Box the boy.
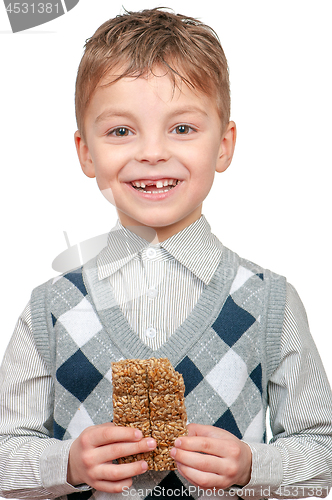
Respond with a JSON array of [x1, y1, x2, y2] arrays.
[[0, 7, 331, 500]]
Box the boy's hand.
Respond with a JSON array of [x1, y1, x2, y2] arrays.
[[170, 423, 252, 490], [67, 423, 156, 493]]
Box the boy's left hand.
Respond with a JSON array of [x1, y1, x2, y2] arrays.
[[170, 423, 252, 490]]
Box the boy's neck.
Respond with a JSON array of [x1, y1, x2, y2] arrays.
[[118, 207, 202, 243]]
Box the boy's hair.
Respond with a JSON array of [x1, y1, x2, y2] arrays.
[[75, 8, 230, 139]]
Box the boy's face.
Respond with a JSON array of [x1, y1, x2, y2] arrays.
[[75, 66, 236, 241]]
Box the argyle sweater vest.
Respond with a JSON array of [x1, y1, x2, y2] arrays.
[[30, 246, 286, 500]]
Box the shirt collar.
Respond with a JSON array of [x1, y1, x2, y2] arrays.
[[161, 216, 223, 284], [97, 215, 223, 284]]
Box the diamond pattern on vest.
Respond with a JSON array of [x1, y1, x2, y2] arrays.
[[67, 404, 94, 440], [212, 296, 256, 347], [205, 349, 248, 406], [56, 349, 103, 403], [47, 260, 270, 499], [242, 407, 264, 442], [229, 265, 255, 295], [64, 270, 88, 296], [185, 379, 228, 426], [250, 363, 263, 393], [58, 297, 103, 347], [50, 273, 87, 320], [53, 420, 66, 440], [175, 356, 203, 397], [214, 408, 242, 439]]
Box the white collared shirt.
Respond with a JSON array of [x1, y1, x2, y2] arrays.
[[98, 216, 222, 349]]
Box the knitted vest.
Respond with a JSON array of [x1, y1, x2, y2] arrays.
[[31, 246, 286, 500]]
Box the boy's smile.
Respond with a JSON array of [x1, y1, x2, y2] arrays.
[[75, 67, 236, 241]]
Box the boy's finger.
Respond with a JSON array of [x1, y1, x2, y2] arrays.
[[90, 476, 133, 494], [96, 459, 149, 482], [173, 436, 230, 457], [176, 462, 223, 490], [85, 423, 144, 447], [187, 423, 231, 440], [170, 446, 223, 475], [95, 437, 157, 462]]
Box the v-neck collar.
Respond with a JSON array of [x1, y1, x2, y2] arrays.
[[83, 246, 238, 367]]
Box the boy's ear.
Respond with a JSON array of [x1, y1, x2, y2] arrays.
[[216, 121, 237, 173], [74, 130, 96, 178]]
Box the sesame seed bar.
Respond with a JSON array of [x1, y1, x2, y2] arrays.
[[112, 358, 187, 471]]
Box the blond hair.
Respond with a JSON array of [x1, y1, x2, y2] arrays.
[[75, 8, 230, 138]]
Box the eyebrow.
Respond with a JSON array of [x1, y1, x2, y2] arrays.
[[95, 106, 208, 125], [95, 108, 136, 125], [167, 106, 209, 119]]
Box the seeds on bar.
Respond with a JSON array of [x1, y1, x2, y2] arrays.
[[112, 357, 188, 471]]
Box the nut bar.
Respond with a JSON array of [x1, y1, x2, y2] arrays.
[[112, 359, 153, 468], [112, 358, 187, 471]]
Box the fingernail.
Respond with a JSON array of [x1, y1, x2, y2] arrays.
[[174, 438, 181, 447], [141, 461, 148, 471], [135, 430, 143, 439], [170, 447, 176, 458], [147, 438, 156, 449]]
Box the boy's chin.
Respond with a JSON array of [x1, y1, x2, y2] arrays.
[[120, 215, 178, 229], [117, 210, 201, 241], [117, 209, 175, 229], [119, 224, 159, 244]]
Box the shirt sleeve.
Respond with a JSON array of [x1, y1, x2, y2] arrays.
[[0, 303, 83, 499], [241, 282, 332, 498]]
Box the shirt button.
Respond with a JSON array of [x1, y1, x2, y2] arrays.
[[145, 327, 156, 338], [146, 247, 157, 259], [147, 287, 158, 299]]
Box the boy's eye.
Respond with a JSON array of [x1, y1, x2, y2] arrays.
[[173, 125, 194, 134], [108, 127, 132, 137]]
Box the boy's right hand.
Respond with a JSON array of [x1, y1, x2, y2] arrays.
[[67, 423, 156, 493]]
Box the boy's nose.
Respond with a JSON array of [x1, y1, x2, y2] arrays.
[[135, 135, 170, 165]]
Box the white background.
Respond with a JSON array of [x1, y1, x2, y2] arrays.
[[0, 0, 331, 496]]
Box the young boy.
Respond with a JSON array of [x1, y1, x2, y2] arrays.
[[0, 8, 331, 500]]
